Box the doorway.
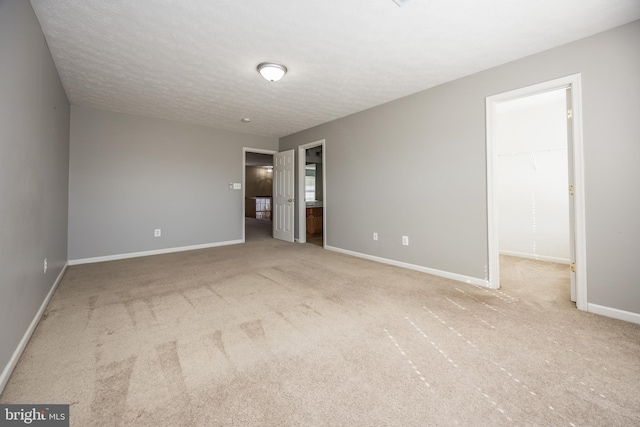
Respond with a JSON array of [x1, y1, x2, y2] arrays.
[[495, 89, 571, 302], [297, 140, 326, 247], [243, 148, 277, 242], [486, 74, 587, 311]]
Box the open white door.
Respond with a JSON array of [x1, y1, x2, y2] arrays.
[[566, 88, 577, 302], [273, 149, 295, 242]]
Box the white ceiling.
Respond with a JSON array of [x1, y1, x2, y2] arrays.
[[30, 0, 640, 138]]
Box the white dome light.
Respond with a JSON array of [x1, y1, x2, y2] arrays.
[[257, 63, 287, 82]]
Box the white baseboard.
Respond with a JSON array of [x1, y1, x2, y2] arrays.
[[0, 262, 68, 394], [587, 303, 640, 325], [324, 245, 491, 288], [499, 250, 570, 265], [68, 239, 243, 265]]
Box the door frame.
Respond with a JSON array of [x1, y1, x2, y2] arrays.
[[485, 74, 588, 311], [242, 147, 278, 243], [297, 139, 326, 246]]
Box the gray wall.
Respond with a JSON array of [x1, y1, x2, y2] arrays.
[[68, 106, 277, 260], [0, 0, 70, 381], [280, 20, 640, 315]]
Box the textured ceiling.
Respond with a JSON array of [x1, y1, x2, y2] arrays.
[[30, 0, 640, 138]]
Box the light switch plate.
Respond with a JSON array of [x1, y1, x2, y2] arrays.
[[233, 183, 242, 190]]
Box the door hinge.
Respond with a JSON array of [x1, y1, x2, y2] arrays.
[[569, 185, 574, 195], [567, 109, 573, 119], [571, 262, 576, 273]]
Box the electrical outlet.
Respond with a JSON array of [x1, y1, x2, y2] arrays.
[[402, 236, 409, 246], [44, 258, 47, 274], [373, 232, 378, 241], [154, 229, 161, 237]]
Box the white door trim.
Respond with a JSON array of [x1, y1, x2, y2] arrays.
[[242, 147, 277, 242], [297, 139, 326, 246], [485, 74, 588, 311]]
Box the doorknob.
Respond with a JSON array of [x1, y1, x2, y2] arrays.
[[288, 198, 295, 202]]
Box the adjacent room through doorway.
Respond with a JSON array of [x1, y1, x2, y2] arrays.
[[301, 143, 324, 247], [244, 151, 275, 242], [494, 88, 572, 302]]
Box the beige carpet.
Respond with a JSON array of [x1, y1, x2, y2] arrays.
[[2, 228, 639, 426]]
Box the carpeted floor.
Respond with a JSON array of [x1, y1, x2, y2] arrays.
[[1, 230, 639, 426], [245, 218, 272, 242], [246, 217, 323, 247]]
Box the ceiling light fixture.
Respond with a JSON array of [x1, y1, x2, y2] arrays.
[[257, 62, 287, 82]]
